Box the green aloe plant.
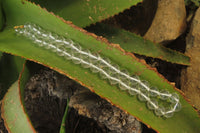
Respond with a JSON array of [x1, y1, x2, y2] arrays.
[[0, 0, 200, 133]]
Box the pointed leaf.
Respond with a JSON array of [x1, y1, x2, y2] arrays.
[[1, 76, 36, 133], [86, 23, 190, 65], [31, 0, 142, 27], [0, 0, 199, 133]]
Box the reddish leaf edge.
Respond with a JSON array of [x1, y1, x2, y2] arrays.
[[1, 61, 36, 133]]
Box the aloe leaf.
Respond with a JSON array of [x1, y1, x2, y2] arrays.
[[31, 0, 190, 65], [0, 54, 25, 99], [1, 61, 47, 133], [86, 23, 190, 65], [0, 0, 200, 133], [59, 99, 69, 133], [30, 0, 142, 27], [1, 70, 36, 133]]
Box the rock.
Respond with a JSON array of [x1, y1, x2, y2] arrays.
[[25, 69, 142, 133], [144, 0, 186, 44], [69, 90, 142, 133], [181, 7, 200, 110]]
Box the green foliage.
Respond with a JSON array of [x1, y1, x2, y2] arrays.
[[32, 0, 190, 65], [87, 23, 190, 65], [30, 0, 142, 27], [0, 0, 199, 133], [59, 99, 69, 133]]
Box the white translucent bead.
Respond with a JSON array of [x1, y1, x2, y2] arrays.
[[129, 81, 139, 94], [149, 87, 159, 97], [64, 54, 72, 60], [63, 48, 73, 60], [89, 56, 100, 72], [96, 61, 105, 69], [43, 42, 54, 49], [15, 28, 23, 34], [81, 61, 91, 68], [47, 32, 58, 40], [102, 57, 111, 65], [138, 91, 149, 101], [30, 24, 39, 32], [48, 44, 57, 52], [164, 112, 174, 118], [174, 102, 181, 112], [38, 41, 48, 47], [131, 75, 140, 82], [62, 38, 73, 48], [128, 88, 137, 96], [99, 70, 108, 79], [72, 57, 82, 64], [118, 70, 129, 82], [164, 107, 174, 118], [159, 90, 170, 100], [90, 65, 100, 73], [33, 39, 42, 45], [23, 29, 32, 37], [71, 48, 82, 64], [56, 45, 65, 56], [80, 50, 90, 68], [35, 28, 46, 36], [98, 57, 110, 69], [111, 64, 120, 73], [130, 81, 139, 91], [103, 64, 116, 75], [71, 49, 82, 64], [30, 34, 37, 41], [147, 100, 158, 110], [118, 78, 130, 91], [89, 53, 100, 64], [23, 24, 30, 29], [154, 106, 165, 117], [118, 83, 128, 90], [138, 81, 149, 93], [169, 93, 179, 103], [108, 77, 119, 85]]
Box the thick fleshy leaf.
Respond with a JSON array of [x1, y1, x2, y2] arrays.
[[31, 0, 142, 27], [31, 0, 190, 65], [1, 76, 36, 133], [0, 0, 200, 133], [86, 23, 190, 65], [0, 53, 25, 99], [1, 61, 47, 133]]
